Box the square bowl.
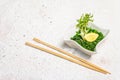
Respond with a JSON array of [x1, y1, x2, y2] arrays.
[[64, 23, 109, 56]]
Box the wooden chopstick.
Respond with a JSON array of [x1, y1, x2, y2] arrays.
[[33, 38, 110, 74], [25, 42, 107, 74]]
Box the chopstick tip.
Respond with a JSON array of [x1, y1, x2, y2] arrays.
[[105, 71, 111, 74], [33, 37, 37, 40], [25, 42, 30, 45], [108, 72, 111, 74]]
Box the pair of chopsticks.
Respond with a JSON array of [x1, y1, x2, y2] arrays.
[[25, 38, 110, 74]]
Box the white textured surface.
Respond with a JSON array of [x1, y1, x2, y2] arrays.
[[0, 0, 120, 80]]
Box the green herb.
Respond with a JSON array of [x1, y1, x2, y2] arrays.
[[76, 13, 93, 39], [71, 13, 104, 51]]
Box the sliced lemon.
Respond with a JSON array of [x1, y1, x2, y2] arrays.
[[84, 33, 99, 42]]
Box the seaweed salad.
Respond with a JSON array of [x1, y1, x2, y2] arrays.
[[71, 13, 104, 51]]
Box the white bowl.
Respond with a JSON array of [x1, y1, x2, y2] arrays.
[[64, 23, 110, 56]]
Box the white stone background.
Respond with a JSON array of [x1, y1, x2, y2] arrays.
[[0, 0, 120, 80]]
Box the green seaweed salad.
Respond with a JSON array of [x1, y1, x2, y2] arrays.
[[71, 13, 104, 51]]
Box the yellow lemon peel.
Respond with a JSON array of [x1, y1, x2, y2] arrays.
[[84, 33, 99, 42]]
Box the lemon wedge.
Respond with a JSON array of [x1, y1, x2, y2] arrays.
[[84, 33, 99, 42]]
